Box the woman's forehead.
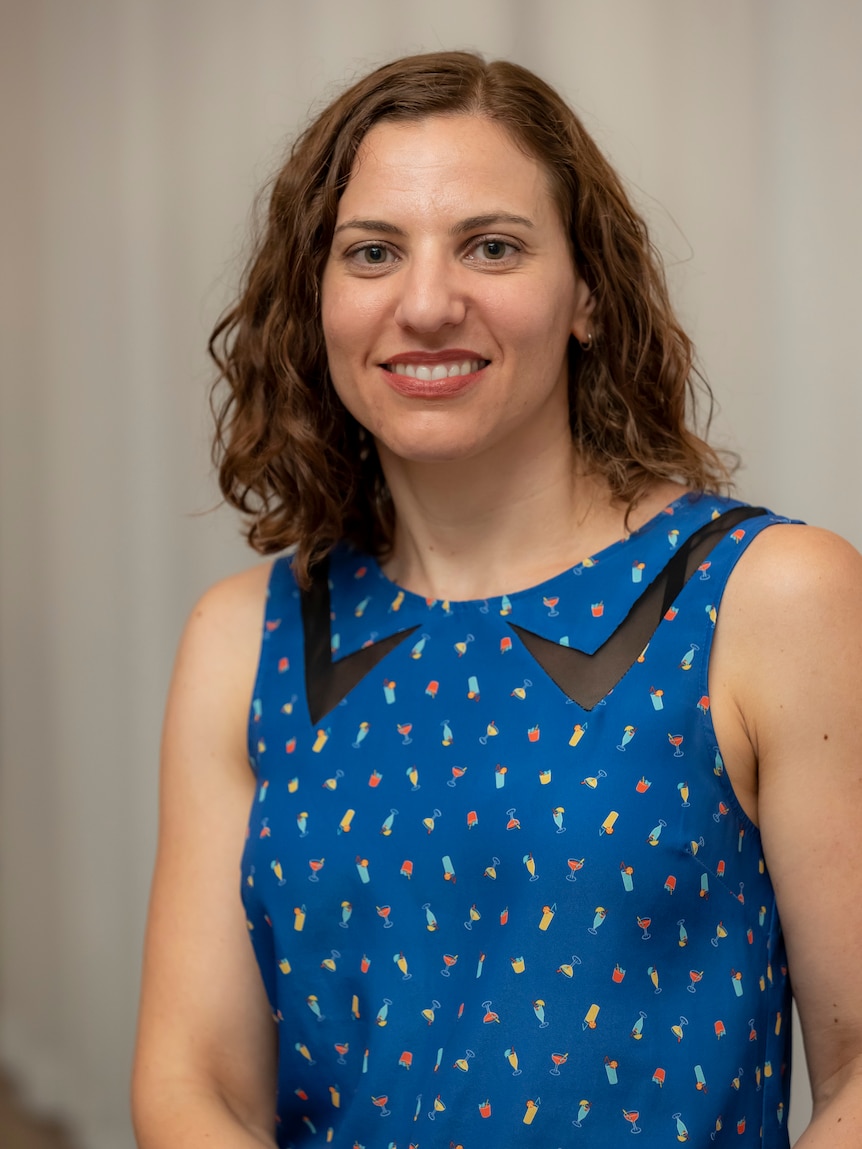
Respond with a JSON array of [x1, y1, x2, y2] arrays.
[[337, 115, 561, 227]]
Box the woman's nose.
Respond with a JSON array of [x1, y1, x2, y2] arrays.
[[393, 254, 466, 332]]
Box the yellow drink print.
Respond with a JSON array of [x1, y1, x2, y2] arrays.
[[293, 905, 306, 931], [539, 903, 556, 931], [601, 810, 619, 835], [312, 728, 329, 753], [523, 1098, 540, 1124], [583, 1003, 600, 1029]]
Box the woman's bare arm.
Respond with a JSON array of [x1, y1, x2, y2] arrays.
[[718, 526, 862, 1146], [132, 564, 278, 1148]]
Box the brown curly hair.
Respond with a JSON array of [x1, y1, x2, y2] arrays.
[[209, 50, 732, 586]]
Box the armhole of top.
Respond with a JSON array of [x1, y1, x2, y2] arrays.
[[696, 513, 803, 834], [245, 556, 292, 778]]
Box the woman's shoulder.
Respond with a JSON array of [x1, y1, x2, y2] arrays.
[[726, 520, 862, 610]]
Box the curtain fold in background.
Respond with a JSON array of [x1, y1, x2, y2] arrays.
[[1, 2, 859, 1146]]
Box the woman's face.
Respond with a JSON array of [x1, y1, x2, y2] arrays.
[[321, 114, 594, 467]]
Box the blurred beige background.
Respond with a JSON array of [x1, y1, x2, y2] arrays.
[[1, 1, 860, 1146]]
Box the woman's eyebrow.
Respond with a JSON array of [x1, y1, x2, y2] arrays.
[[451, 213, 535, 234], [333, 218, 404, 236], [333, 213, 535, 237]]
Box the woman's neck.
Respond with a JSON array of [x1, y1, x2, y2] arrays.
[[377, 433, 683, 603]]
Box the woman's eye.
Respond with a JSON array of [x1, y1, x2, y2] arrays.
[[481, 240, 507, 259], [355, 244, 390, 265], [470, 238, 518, 262]]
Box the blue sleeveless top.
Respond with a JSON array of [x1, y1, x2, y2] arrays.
[[241, 494, 795, 1148]]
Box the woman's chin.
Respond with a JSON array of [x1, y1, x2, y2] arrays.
[[375, 429, 494, 468]]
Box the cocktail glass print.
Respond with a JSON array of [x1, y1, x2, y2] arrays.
[[397, 723, 413, 745], [622, 1109, 642, 1134], [440, 953, 458, 976], [543, 595, 560, 617], [572, 1100, 591, 1128], [371, 1095, 390, 1117], [668, 733, 684, 757], [428, 1094, 446, 1120], [479, 721, 499, 746], [637, 915, 652, 940], [698, 560, 711, 580], [711, 921, 728, 948], [687, 969, 704, 993], [548, 1051, 569, 1076], [481, 1000, 500, 1024], [334, 1042, 349, 1064], [308, 858, 325, 881], [376, 905, 393, 928]]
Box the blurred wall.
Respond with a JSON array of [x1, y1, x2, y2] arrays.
[[1, 2, 860, 1146]]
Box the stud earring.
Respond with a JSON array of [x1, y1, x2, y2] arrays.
[[579, 332, 593, 351]]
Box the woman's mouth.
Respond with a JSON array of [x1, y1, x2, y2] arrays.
[[384, 358, 488, 380], [380, 356, 489, 398]]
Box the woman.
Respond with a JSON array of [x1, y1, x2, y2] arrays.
[[132, 52, 862, 1148]]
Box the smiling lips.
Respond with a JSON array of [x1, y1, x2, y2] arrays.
[[381, 353, 489, 398]]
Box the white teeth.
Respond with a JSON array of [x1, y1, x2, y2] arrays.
[[390, 359, 484, 378]]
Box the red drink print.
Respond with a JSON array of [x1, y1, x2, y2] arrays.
[[371, 1095, 390, 1117], [550, 1051, 568, 1075], [376, 905, 393, 928], [567, 857, 585, 881], [543, 596, 560, 617], [397, 723, 412, 745], [441, 953, 458, 976], [622, 1109, 641, 1133], [591, 601, 604, 617], [308, 858, 324, 881], [637, 916, 652, 940], [668, 733, 684, 758], [688, 969, 703, 993]]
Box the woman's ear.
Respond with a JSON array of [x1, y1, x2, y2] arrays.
[[571, 275, 596, 345]]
